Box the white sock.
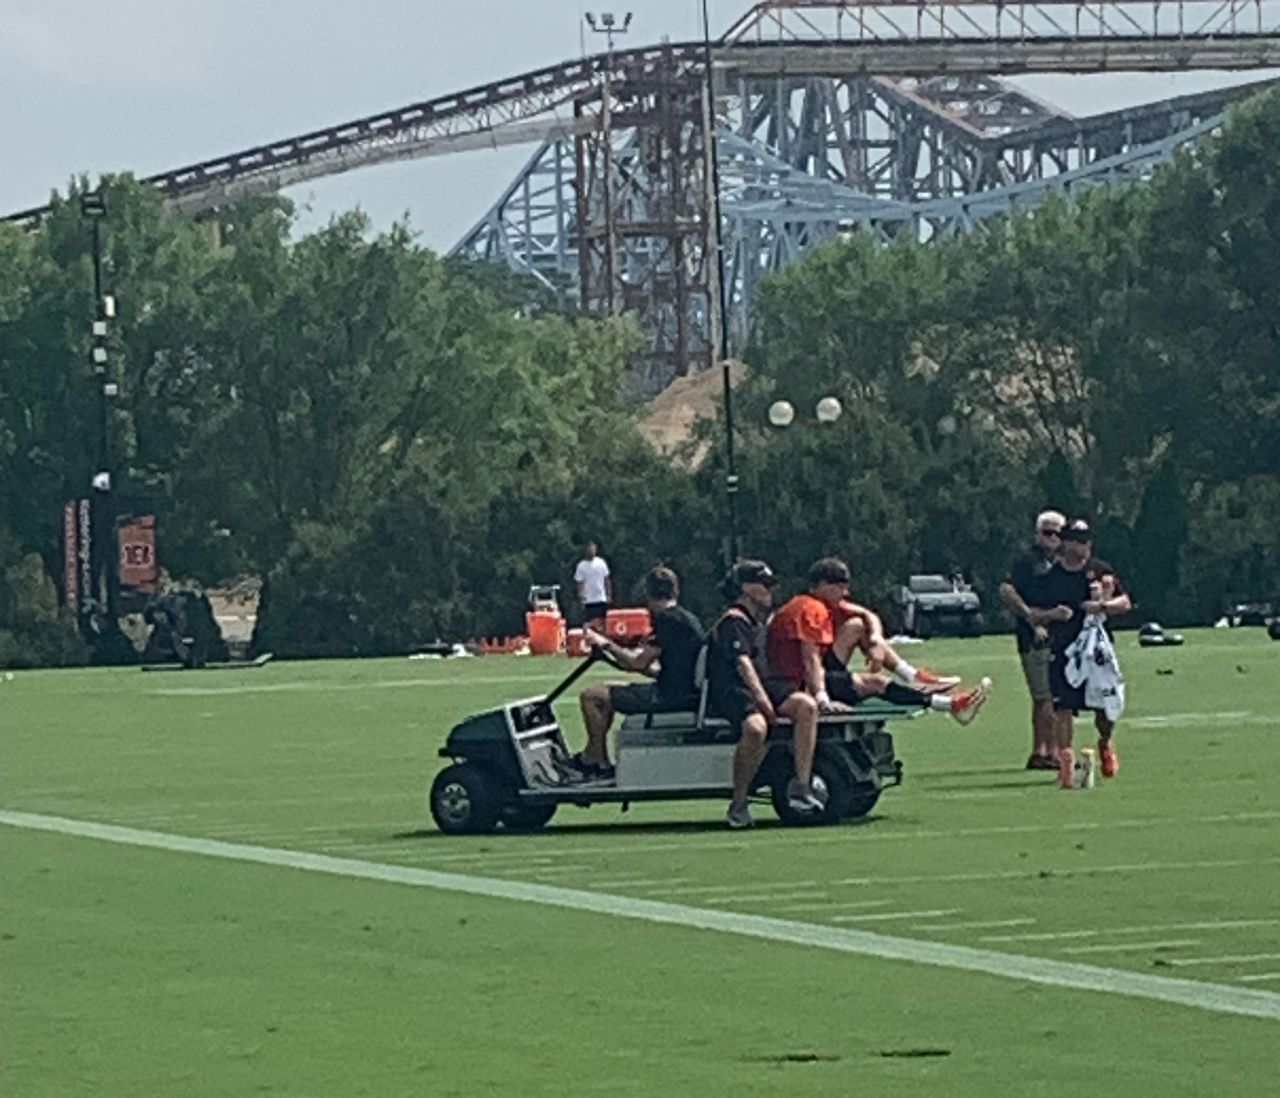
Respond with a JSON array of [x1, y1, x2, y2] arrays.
[[929, 694, 952, 712], [895, 659, 919, 682]]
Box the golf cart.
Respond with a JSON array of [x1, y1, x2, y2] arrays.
[[428, 646, 920, 834], [896, 573, 983, 638]]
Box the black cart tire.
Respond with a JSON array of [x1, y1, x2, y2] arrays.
[[844, 785, 882, 819], [501, 802, 557, 831], [771, 744, 857, 826], [430, 764, 502, 835]]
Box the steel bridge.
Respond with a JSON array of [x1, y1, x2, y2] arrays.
[[9, 1, 1280, 382]]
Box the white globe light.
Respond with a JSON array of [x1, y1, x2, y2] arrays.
[[768, 400, 796, 428], [815, 396, 843, 423], [937, 414, 958, 436]]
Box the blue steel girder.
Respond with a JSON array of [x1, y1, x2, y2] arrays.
[[453, 69, 1272, 381]]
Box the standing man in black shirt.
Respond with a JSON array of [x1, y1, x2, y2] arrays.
[[1000, 510, 1065, 770], [573, 566, 705, 782], [1038, 520, 1132, 788], [706, 560, 821, 829]]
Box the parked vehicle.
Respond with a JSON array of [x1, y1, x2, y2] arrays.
[[896, 573, 983, 638]]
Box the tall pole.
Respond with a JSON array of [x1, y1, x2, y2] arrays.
[[82, 190, 120, 635], [701, 0, 739, 565]]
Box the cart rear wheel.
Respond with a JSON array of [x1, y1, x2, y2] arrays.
[[844, 785, 882, 819], [501, 802, 557, 831], [430, 764, 502, 835], [771, 744, 857, 826]]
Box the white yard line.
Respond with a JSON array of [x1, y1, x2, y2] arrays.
[[914, 918, 1037, 932], [650, 880, 826, 897], [583, 878, 695, 890], [983, 920, 1280, 943], [1240, 973, 1280, 984], [1062, 940, 1203, 955], [2, 809, 1278, 1023], [774, 900, 897, 914], [1163, 954, 1280, 968], [833, 908, 962, 924], [149, 674, 556, 698]]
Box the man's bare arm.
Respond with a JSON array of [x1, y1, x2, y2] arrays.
[[843, 600, 885, 642], [736, 655, 776, 723]]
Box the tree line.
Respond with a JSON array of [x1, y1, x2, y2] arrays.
[[2, 90, 1278, 665]]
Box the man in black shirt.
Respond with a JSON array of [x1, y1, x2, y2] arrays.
[[706, 560, 821, 829], [574, 566, 705, 781], [1000, 510, 1065, 770], [1037, 520, 1132, 787]]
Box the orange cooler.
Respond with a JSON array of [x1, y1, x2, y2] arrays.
[[526, 610, 565, 655], [605, 607, 651, 646]]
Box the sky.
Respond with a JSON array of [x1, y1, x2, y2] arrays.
[[2, 0, 1275, 251]]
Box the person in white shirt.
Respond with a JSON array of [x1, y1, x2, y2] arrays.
[[573, 541, 612, 630]]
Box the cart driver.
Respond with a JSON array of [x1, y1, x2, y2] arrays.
[[573, 566, 705, 782]]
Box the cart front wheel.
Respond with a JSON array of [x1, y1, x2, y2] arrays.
[[430, 764, 502, 835]]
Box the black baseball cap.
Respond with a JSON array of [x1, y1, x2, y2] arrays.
[[1061, 519, 1093, 543], [722, 559, 778, 599], [808, 557, 851, 586], [732, 560, 778, 588]]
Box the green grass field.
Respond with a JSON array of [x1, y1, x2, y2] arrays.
[[2, 629, 1278, 1096]]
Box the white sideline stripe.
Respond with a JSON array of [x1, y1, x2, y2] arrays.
[[833, 908, 960, 924], [1062, 940, 1203, 955], [915, 918, 1036, 932], [984, 920, 1280, 943], [3, 810, 1278, 1024], [1164, 954, 1280, 968], [1240, 974, 1280, 984], [413, 810, 1280, 865]]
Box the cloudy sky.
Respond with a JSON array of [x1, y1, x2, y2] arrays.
[[2, 0, 1272, 250]]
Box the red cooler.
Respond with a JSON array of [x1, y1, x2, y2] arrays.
[[605, 607, 651, 647], [526, 610, 565, 656]]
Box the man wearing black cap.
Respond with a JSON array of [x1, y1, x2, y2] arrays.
[[1038, 519, 1132, 787], [706, 560, 820, 828]]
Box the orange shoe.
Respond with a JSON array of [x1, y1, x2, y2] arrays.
[[1058, 747, 1075, 789], [949, 678, 992, 725], [1098, 739, 1119, 778], [910, 667, 962, 691]]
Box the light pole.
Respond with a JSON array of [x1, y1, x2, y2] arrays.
[[81, 190, 121, 641], [700, 0, 739, 566], [584, 12, 631, 315]]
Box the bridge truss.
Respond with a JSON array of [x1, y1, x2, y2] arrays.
[[9, 1, 1280, 383]]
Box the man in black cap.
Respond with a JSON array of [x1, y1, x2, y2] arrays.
[[1038, 519, 1132, 787], [706, 560, 820, 829]]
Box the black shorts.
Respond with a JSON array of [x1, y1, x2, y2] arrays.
[[708, 678, 800, 730], [825, 669, 865, 706], [1049, 650, 1087, 712], [608, 682, 694, 715], [583, 601, 609, 625]]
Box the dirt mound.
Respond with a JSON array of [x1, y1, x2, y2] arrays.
[[636, 360, 746, 466]]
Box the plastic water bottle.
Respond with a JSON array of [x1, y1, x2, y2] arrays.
[[1074, 748, 1097, 790]]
